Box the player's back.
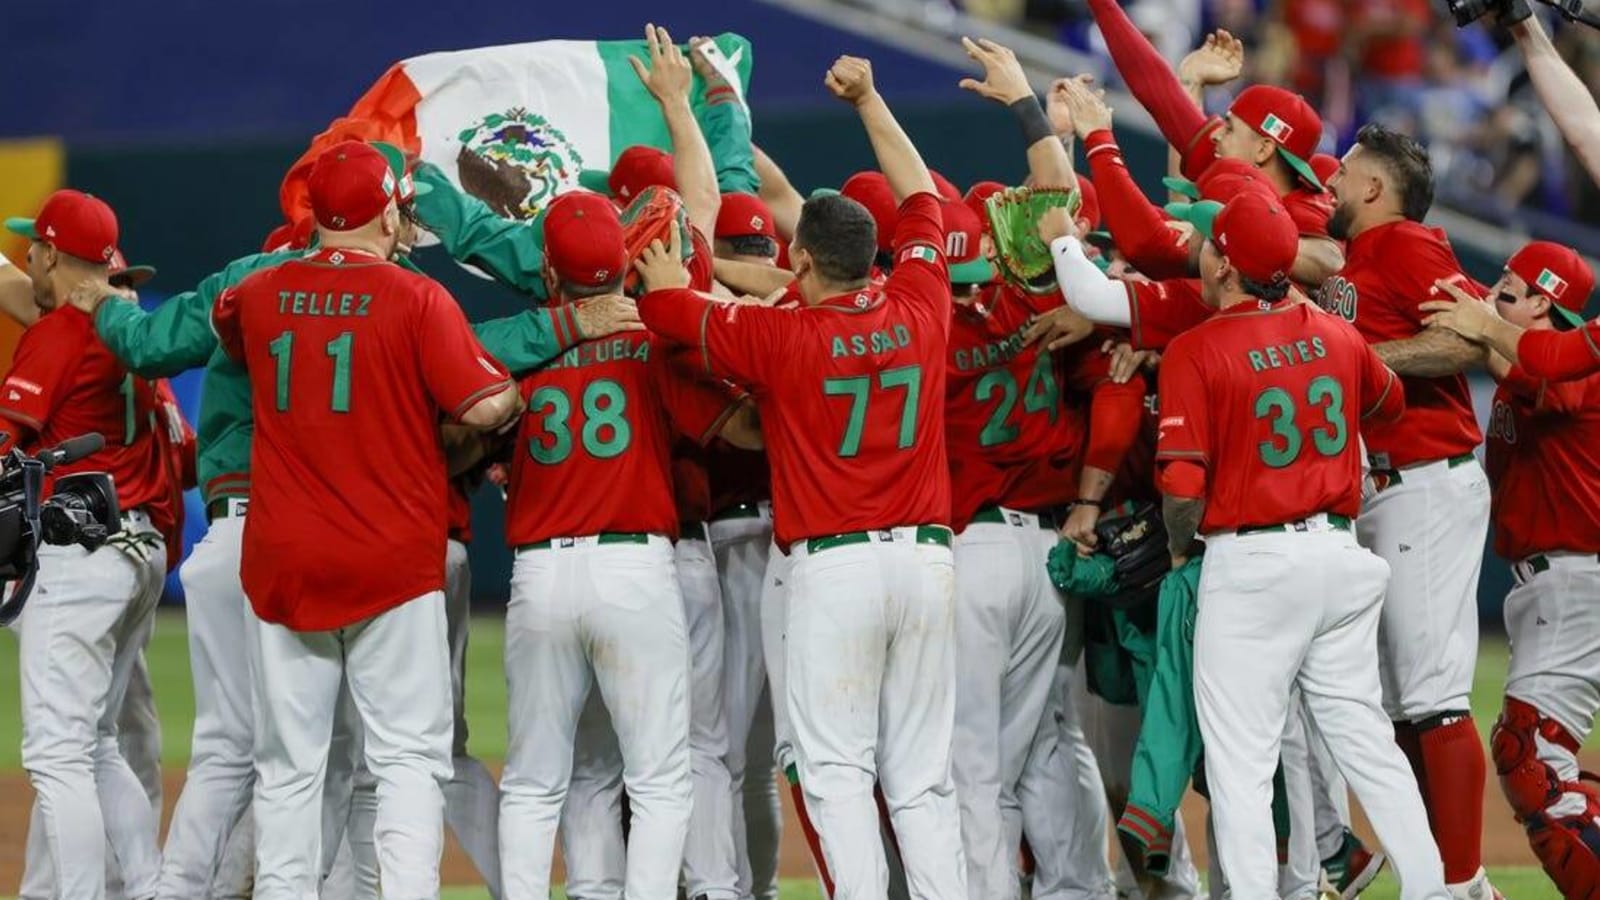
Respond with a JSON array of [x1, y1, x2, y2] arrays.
[[506, 332, 736, 546], [1166, 301, 1388, 531], [223, 247, 502, 628]]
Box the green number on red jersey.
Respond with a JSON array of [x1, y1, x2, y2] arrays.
[[1252, 376, 1348, 468], [974, 354, 1057, 448], [267, 330, 355, 413], [527, 379, 631, 465], [823, 365, 923, 458]]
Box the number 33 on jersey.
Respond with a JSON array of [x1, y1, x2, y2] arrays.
[[1155, 301, 1403, 532]]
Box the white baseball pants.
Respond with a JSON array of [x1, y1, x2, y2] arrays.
[[250, 592, 453, 900], [951, 513, 1065, 900], [678, 528, 741, 899], [500, 535, 691, 900], [1504, 551, 1600, 742], [1194, 524, 1449, 900], [559, 689, 627, 900], [1357, 457, 1490, 720], [786, 530, 965, 900], [18, 513, 165, 900]]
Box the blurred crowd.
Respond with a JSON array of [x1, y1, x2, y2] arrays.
[[954, 0, 1600, 245]]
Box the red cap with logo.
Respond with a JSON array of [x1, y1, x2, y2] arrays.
[[5, 189, 119, 264], [841, 171, 899, 252], [1210, 192, 1300, 284], [715, 192, 778, 240], [1506, 240, 1594, 329], [964, 180, 1006, 221], [940, 199, 996, 285], [579, 145, 678, 204], [543, 191, 627, 289], [1227, 85, 1325, 190], [307, 140, 399, 231]]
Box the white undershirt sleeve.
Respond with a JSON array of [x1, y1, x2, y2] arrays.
[[1050, 235, 1131, 328]]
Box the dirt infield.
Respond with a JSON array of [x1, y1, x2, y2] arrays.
[[0, 754, 1588, 890]]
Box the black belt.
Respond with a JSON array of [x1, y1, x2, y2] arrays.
[[710, 501, 767, 522], [679, 521, 708, 541], [1370, 452, 1475, 489], [206, 497, 249, 521]]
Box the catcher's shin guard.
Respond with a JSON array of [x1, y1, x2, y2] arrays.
[[1492, 697, 1600, 898]]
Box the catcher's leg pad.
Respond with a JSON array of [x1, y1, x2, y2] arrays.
[[1492, 697, 1600, 898]]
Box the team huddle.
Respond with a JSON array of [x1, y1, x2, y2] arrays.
[[3, 10, 1600, 900]]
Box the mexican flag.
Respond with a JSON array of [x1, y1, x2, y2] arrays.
[[277, 34, 753, 239]]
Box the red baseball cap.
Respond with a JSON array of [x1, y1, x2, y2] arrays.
[[580, 145, 677, 204], [940, 199, 996, 285], [108, 249, 156, 289], [1227, 85, 1324, 190], [964, 180, 1006, 220], [543, 191, 627, 289], [1075, 174, 1101, 231], [1506, 241, 1593, 329], [715, 192, 778, 241], [1310, 153, 1341, 188], [1165, 157, 1277, 203], [5, 189, 119, 264], [930, 170, 963, 202], [1172, 192, 1298, 284], [307, 140, 400, 231], [841, 171, 899, 253]]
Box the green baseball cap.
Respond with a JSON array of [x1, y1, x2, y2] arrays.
[[1163, 200, 1224, 240], [1162, 176, 1201, 200]]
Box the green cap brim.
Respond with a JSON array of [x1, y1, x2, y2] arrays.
[[1162, 176, 1200, 200], [109, 264, 156, 289], [578, 169, 612, 194], [809, 187, 841, 200], [949, 257, 997, 285], [1552, 304, 1587, 331], [4, 218, 38, 240], [1164, 200, 1224, 239], [370, 142, 432, 198], [1279, 147, 1324, 191]]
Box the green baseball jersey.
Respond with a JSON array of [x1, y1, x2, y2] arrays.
[[410, 94, 759, 298], [97, 250, 583, 505]]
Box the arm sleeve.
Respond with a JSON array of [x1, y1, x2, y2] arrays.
[[1158, 458, 1207, 499], [415, 284, 515, 420], [1358, 342, 1405, 423], [1084, 375, 1148, 473], [412, 163, 550, 300], [637, 288, 787, 389], [1153, 342, 1211, 464], [701, 89, 759, 193], [0, 318, 83, 441], [688, 227, 717, 292], [1083, 131, 1194, 280], [885, 193, 951, 321], [1086, 0, 1211, 153], [1517, 324, 1600, 382], [96, 261, 256, 376], [1050, 235, 1133, 327], [210, 286, 246, 363], [472, 307, 584, 376]]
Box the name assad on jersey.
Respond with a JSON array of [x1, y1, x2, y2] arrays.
[[214, 247, 512, 631]]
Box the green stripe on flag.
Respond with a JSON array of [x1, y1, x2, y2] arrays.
[[599, 34, 754, 167]]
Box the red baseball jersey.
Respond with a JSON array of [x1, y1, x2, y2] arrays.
[[638, 192, 952, 549], [1156, 300, 1402, 531], [1316, 221, 1483, 468], [1125, 278, 1213, 351], [503, 331, 742, 546], [1484, 365, 1600, 559], [1180, 133, 1333, 238], [672, 227, 723, 525], [151, 379, 195, 571], [213, 247, 512, 631], [0, 304, 170, 516]]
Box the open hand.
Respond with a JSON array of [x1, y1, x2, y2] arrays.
[[1057, 76, 1112, 138], [634, 222, 691, 291], [574, 294, 645, 339], [825, 56, 877, 106], [630, 24, 693, 103], [1046, 75, 1094, 136], [1179, 29, 1245, 89], [1024, 306, 1095, 352], [1420, 278, 1499, 341], [958, 37, 1033, 105]]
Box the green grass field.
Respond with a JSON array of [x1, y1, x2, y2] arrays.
[[0, 612, 1584, 898]]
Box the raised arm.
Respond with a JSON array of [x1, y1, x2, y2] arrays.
[[825, 56, 937, 202], [632, 24, 720, 239], [1513, 15, 1600, 189], [1039, 209, 1134, 327], [752, 146, 805, 240], [957, 37, 1074, 187], [690, 36, 759, 194], [0, 257, 37, 328], [411, 163, 549, 299]]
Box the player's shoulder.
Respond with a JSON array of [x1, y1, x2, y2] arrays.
[[23, 304, 96, 348]]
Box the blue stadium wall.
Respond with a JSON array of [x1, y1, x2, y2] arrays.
[[1, 0, 1520, 618]]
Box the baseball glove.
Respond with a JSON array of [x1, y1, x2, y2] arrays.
[[619, 185, 692, 294], [985, 186, 1080, 294], [1094, 502, 1172, 609]]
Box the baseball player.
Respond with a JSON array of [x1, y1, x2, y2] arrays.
[[1320, 124, 1501, 898], [1, 190, 172, 900], [211, 140, 521, 900], [1458, 241, 1600, 899], [497, 188, 758, 900], [1422, 278, 1600, 382], [638, 54, 967, 900], [1136, 189, 1450, 899]]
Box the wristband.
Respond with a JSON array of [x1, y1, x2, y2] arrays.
[[1070, 498, 1103, 510], [1009, 96, 1054, 147]]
